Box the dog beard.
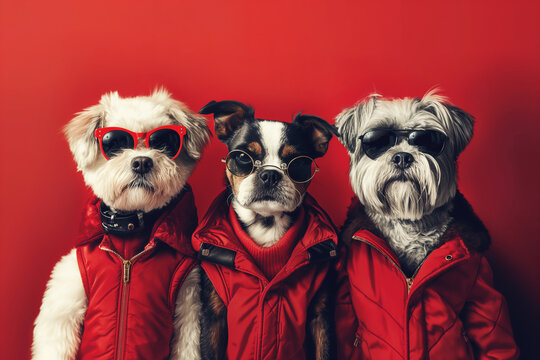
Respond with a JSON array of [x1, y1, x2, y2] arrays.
[[83, 149, 194, 212], [351, 150, 456, 220]]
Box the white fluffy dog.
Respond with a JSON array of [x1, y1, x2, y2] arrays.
[[32, 89, 210, 360]]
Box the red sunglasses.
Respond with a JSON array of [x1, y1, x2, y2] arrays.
[[94, 125, 186, 160]]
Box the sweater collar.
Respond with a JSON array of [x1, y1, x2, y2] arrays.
[[76, 184, 197, 256], [230, 203, 306, 279], [192, 190, 338, 275]]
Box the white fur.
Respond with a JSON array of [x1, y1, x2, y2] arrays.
[[36, 89, 210, 358], [232, 198, 295, 247], [259, 121, 284, 167], [170, 266, 202, 360], [32, 249, 87, 360], [64, 89, 210, 212], [336, 90, 473, 274]]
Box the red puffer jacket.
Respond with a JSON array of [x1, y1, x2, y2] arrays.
[[75, 187, 198, 360], [335, 193, 519, 360], [192, 190, 338, 360]]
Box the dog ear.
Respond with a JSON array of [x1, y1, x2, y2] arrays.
[[152, 89, 211, 160], [293, 114, 338, 158], [198, 100, 254, 143], [442, 103, 474, 156], [421, 92, 474, 157], [334, 95, 378, 154], [63, 103, 104, 171]]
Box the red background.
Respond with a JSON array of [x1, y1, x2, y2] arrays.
[[1, 0, 539, 358]]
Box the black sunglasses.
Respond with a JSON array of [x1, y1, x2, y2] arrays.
[[359, 129, 447, 159], [222, 150, 319, 183]]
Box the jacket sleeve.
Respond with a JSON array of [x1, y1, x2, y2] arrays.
[[334, 248, 359, 360], [461, 255, 519, 360]]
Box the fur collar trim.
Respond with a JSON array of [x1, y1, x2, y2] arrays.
[[341, 191, 491, 253]]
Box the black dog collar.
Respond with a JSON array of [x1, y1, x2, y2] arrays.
[[99, 187, 187, 236], [99, 202, 165, 236]]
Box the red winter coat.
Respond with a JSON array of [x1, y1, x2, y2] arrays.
[[192, 191, 338, 360], [335, 193, 519, 360], [75, 187, 198, 360]]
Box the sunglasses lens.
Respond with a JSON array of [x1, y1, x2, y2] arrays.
[[226, 151, 254, 176], [101, 130, 134, 158], [149, 128, 182, 158], [361, 130, 396, 159], [409, 130, 446, 155], [288, 157, 317, 182]]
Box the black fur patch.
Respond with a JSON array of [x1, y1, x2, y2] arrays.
[[200, 270, 228, 360]]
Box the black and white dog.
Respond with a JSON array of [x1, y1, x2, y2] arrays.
[[194, 100, 338, 359]]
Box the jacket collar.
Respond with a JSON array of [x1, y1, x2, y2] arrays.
[[76, 184, 197, 256], [192, 190, 338, 277], [342, 190, 491, 254]]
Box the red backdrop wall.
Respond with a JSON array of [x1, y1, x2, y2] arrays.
[[1, 0, 539, 358]]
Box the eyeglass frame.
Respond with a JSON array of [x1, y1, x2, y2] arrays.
[[358, 128, 448, 159], [94, 125, 186, 160], [221, 149, 320, 183]]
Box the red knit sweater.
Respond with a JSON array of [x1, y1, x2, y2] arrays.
[[229, 205, 306, 279]]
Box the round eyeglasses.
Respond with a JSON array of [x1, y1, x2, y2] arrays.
[[222, 149, 320, 183]]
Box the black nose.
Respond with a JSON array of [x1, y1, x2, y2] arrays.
[[259, 169, 282, 186], [392, 152, 414, 169], [131, 156, 153, 174]]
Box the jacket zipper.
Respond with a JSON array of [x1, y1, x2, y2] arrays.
[[249, 240, 334, 360], [351, 235, 467, 359], [352, 236, 412, 292], [99, 245, 155, 360], [352, 236, 423, 359]]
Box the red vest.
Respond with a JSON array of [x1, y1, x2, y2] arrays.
[[75, 187, 198, 360], [192, 191, 338, 360]]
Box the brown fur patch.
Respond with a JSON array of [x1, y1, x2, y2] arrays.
[[209, 286, 226, 314], [247, 141, 263, 156], [311, 317, 329, 360], [215, 110, 246, 140], [208, 288, 227, 359], [226, 170, 242, 195], [281, 145, 297, 158]]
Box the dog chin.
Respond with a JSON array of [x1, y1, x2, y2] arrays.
[[242, 198, 298, 217], [107, 186, 170, 213], [379, 180, 428, 220]]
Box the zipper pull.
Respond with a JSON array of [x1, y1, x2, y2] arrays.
[[123, 260, 132, 283], [406, 278, 413, 293]]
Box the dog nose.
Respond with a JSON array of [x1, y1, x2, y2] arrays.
[[131, 156, 154, 174], [259, 169, 282, 186], [392, 152, 414, 169]]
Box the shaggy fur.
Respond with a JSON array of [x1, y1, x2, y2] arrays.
[[170, 266, 203, 360], [32, 250, 86, 360], [335, 90, 476, 275], [341, 190, 490, 253], [64, 88, 210, 212], [33, 89, 210, 359]]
